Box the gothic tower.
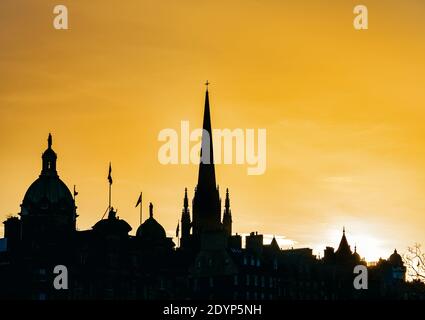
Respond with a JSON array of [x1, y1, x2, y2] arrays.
[[222, 188, 232, 237], [192, 87, 222, 236], [180, 188, 191, 246]]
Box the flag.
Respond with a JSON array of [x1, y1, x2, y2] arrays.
[[135, 192, 142, 208], [108, 163, 113, 184], [176, 221, 180, 237], [73, 185, 78, 197]]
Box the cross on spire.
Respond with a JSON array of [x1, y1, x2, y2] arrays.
[[205, 80, 210, 91]]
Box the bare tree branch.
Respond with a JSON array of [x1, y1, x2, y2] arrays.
[[404, 243, 425, 282]]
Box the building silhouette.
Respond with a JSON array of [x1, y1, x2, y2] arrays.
[[0, 88, 423, 300]]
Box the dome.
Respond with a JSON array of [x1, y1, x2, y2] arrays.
[[92, 208, 132, 236], [20, 134, 75, 218], [136, 203, 167, 243], [136, 218, 166, 239], [352, 246, 361, 262], [21, 175, 74, 215], [389, 249, 403, 266]]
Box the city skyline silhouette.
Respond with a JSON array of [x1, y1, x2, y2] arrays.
[[1, 0, 425, 302], [1, 86, 423, 300]]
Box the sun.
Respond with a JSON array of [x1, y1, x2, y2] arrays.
[[313, 228, 391, 263]]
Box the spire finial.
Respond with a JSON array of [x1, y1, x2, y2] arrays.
[[149, 202, 153, 218], [225, 188, 230, 208], [183, 188, 189, 208], [41, 133, 57, 176], [48, 133, 52, 149], [205, 80, 210, 91], [343, 226, 345, 234]]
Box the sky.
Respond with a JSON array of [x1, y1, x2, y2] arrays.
[[1, 0, 425, 262]]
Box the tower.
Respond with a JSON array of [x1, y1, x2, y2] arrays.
[[181, 188, 191, 244], [222, 188, 232, 237], [19, 134, 76, 239], [336, 227, 352, 257], [192, 87, 222, 236]]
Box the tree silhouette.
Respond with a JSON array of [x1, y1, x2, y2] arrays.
[[404, 243, 425, 282]]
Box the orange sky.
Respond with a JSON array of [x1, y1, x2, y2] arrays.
[[1, 0, 425, 261]]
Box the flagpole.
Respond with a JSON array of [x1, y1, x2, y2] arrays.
[[177, 221, 180, 248], [139, 192, 143, 225], [108, 162, 112, 212], [108, 182, 111, 211]]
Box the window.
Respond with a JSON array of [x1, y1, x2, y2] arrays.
[[256, 259, 260, 267], [251, 257, 255, 266], [243, 257, 247, 265], [234, 275, 238, 286], [246, 275, 250, 286], [261, 276, 265, 287], [209, 278, 214, 288], [254, 276, 258, 286]]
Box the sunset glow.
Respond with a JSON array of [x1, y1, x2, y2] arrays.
[[1, 0, 425, 263]]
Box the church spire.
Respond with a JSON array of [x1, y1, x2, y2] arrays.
[[197, 83, 216, 188], [192, 84, 222, 236]]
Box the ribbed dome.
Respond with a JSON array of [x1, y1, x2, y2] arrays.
[[21, 175, 74, 215], [136, 203, 166, 243]]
